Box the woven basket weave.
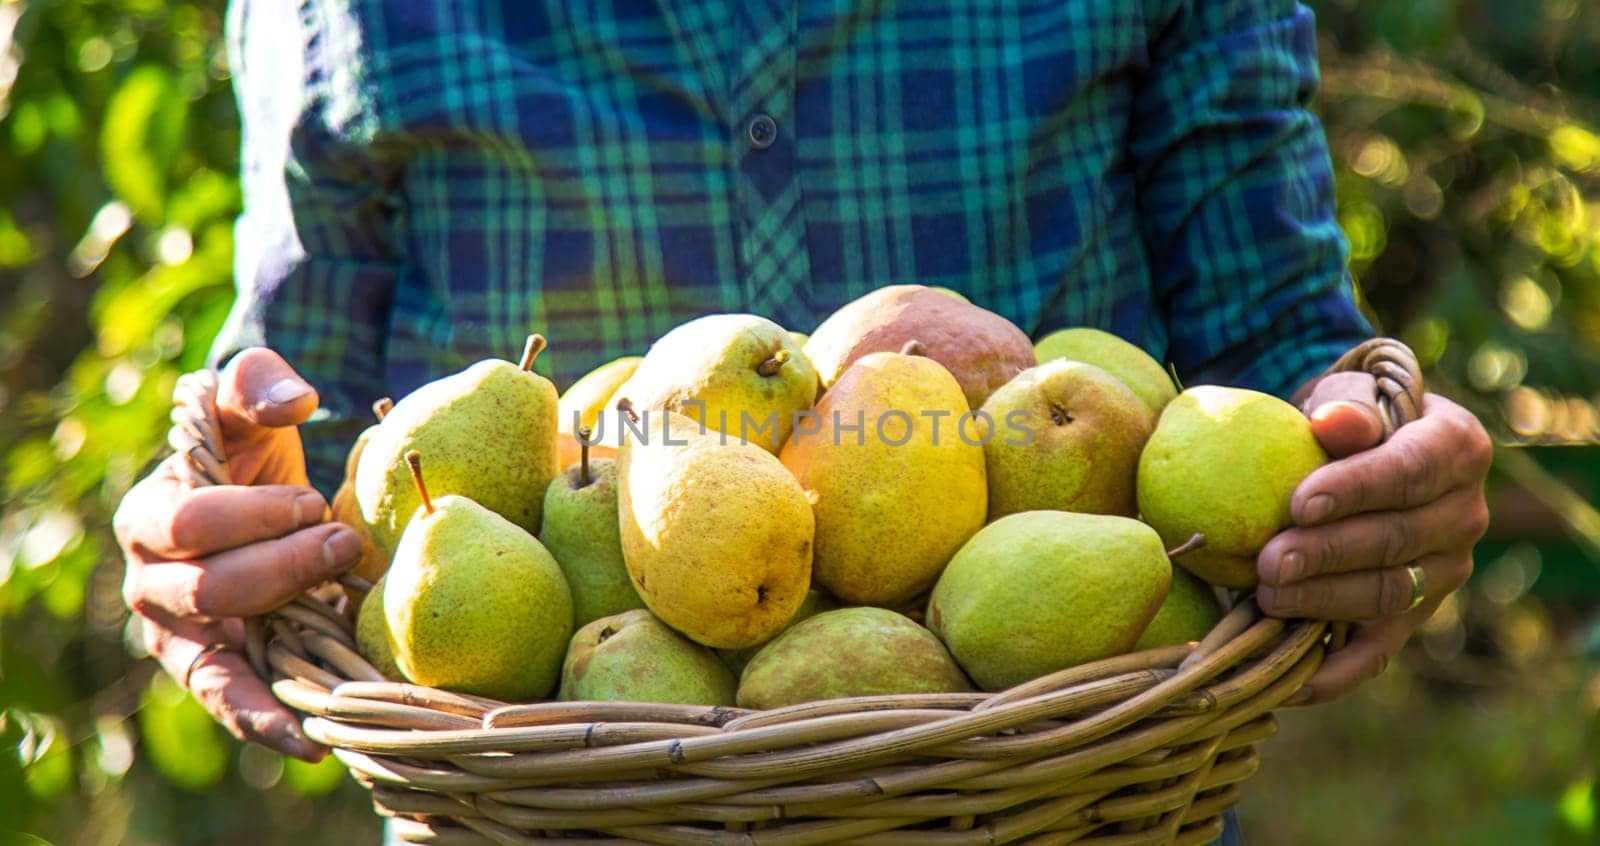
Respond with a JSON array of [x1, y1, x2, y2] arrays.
[[164, 338, 1424, 845]]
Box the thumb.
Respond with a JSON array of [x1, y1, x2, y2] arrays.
[[1303, 371, 1385, 459], [216, 348, 320, 432]]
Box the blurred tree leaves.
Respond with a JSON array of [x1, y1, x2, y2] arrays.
[[136, 674, 227, 793], [101, 65, 186, 220], [0, 1, 378, 843]]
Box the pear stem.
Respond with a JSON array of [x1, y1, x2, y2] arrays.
[[372, 397, 393, 421], [578, 426, 593, 486], [519, 334, 547, 371], [900, 340, 927, 357], [404, 450, 434, 516], [615, 397, 639, 424], [1166, 533, 1207, 560], [757, 349, 790, 377]]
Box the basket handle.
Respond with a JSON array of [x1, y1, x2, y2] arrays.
[[1320, 336, 1426, 435]]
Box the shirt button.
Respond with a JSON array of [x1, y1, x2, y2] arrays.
[[746, 113, 778, 150]]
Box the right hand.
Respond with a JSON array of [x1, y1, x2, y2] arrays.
[[114, 348, 361, 761]]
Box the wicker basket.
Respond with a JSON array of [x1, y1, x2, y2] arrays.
[[164, 338, 1424, 845]]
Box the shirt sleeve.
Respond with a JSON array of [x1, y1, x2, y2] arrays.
[[1131, 0, 1371, 399], [211, 0, 404, 496]]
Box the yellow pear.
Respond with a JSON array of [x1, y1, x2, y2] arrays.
[[616, 404, 813, 649], [617, 314, 817, 454], [558, 356, 642, 437], [779, 345, 986, 605]]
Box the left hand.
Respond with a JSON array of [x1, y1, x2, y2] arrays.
[[1254, 370, 1492, 705]]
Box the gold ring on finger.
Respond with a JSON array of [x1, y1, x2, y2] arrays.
[[1403, 564, 1427, 612], [182, 642, 232, 690]]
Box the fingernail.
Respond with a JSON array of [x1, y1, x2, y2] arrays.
[[322, 527, 361, 572], [296, 492, 326, 527], [265, 378, 312, 406], [1286, 687, 1314, 706], [1258, 585, 1296, 616], [1281, 550, 1305, 583], [1302, 494, 1336, 524]]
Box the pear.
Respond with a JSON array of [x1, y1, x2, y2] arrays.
[[540, 436, 644, 627], [1034, 328, 1176, 425], [617, 314, 817, 454], [737, 608, 972, 709], [716, 589, 838, 676], [1137, 386, 1328, 588], [1133, 568, 1223, 651], [558, 356, 642, 438], [556, 432, 617, 471], [354, 575, 404, 681], [927, 511, 1171, 691], [356, 335, 560, 554], [804, 285, 1034, 408], [384, 452, 573, 701], [559, 609, 736, 705], [980, 360, 1151, 520], [616, 403, 813, 649], [779, 345, 986, 605], [332, 422, 391, 612]]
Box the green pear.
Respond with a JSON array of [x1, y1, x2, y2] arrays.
[[716, 589, 838, 676], [356, 335, 560, 554], [616, 404, 814, 649], [384, 452, 573, 701], [354, 574, 404, 681], [1034, 328, 1176, 425], [779, 346, 986, 605], [1133, 568, 1223, 651], [617, 314, 817, 454], [1137, 386, 1328, 588], [539, 440, 644, 628], [805, 285, 1034, 408], [559, 609, 736, 705], [737, 608, 971, 709], [979, 360, 1152, 519], [927, 511, 1171, 691]]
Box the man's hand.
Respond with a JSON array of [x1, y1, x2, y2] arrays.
[[114, 349, 360, 760], [1255, 371, 1491, 705]]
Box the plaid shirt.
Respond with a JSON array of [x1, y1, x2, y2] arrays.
[[217, 0, 1370, 495]]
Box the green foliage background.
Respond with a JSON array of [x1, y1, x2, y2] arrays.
[[1, 1, 1597, 843]]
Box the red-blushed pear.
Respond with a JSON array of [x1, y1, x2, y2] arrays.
[[927, 511, 1171, 691], [383, 452, 573, 701], [558, 609, 736, 706], [979, 360, 1151, 520], [1137, 386, 1329, 588], [804, 285, 1035, 408]]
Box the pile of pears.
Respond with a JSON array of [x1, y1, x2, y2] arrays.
[[341, 285, 1328, 707]]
